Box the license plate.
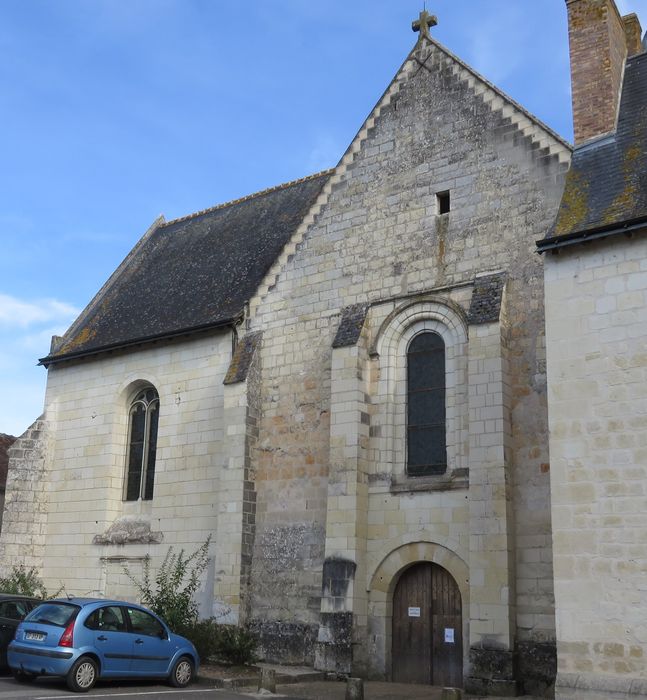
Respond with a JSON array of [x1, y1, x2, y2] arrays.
[[25, 632, 45, 641]]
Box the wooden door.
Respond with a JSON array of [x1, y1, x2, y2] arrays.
[[392, 562, 462, 686]]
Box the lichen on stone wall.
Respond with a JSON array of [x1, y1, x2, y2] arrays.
[[258, 523, 320, 574]]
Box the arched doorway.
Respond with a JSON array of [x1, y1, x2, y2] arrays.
[[392, 562, 462, 686]]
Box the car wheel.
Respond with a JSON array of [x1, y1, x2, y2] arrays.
[[169, 656, 194, 687], [66, 656, 98, 693], [12, 669, 37, 683]]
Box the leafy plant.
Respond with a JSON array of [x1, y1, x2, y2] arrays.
[[180, 618, 220, 661], [215, 623, 257, 665], [0, 564, 51, 598], [123, 536, 211, 632], [122, 537, 256, 665], [180, 617, 257, 665]]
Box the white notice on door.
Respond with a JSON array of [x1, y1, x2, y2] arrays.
[[408, 607, 421, 617], [444, 628, 455, 643]]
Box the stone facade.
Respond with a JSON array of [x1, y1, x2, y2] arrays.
[[1, 333, 237, 616], [541, 1, 647, 696], [545, 235, 647, 699], [245, 34, 568, 692], [0, 19, 585, 695]]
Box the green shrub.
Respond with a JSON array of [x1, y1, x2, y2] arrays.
[[179, 617, 257, 665], [179, 618, 220, 662], [122, 537, 256, 665], [0, 565, 51, 598], [215, 623, 257, 665], [123, 537, 211, 632]]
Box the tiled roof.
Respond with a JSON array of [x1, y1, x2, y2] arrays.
[[224, 332, 262, 385], [541, 51, 647, 251], [41, 172, 331, 366], [468, 274, 506, 325], [332, 304, 369, 348]]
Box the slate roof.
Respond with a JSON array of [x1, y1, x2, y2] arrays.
[[332, 304, 369, 348], [41, 172, 331, 366], [224, 332, 262, 385], [468, 273, 506, 325], [539, 51, 647, 252]]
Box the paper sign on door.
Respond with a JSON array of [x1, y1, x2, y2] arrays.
[[444, 628, 455, 643], [408, 607, 421, 617]]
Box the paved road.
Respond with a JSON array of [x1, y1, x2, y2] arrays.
[[0, 674, 544, 700], [0, 675, 262, 700]]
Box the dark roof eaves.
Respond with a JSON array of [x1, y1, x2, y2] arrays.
[[537, 215, 647, 254], [39, 315, 241, 368]]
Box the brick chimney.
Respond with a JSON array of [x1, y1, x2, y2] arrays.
[[566, 0, 632, 144], [623, 13, 643, 56]]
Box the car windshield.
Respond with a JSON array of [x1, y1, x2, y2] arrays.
[[25, 602, 79, 627]]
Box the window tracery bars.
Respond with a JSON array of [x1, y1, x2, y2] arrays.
[[407, 332, 447, 476], [124, 388, 159, 501]]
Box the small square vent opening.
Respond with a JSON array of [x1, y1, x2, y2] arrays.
[[437, 191, 450, 215]]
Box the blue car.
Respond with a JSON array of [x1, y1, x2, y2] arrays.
[[7, 597, 199, 692]]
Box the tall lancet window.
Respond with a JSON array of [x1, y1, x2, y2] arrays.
[[407, 332, 447, 476], [124, 387, 160, 501]]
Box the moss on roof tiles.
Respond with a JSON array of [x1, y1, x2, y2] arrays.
[[549, 52, 647, 240], [553, 170, 590, 236]]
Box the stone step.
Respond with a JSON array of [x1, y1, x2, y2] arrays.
[[199, 663, 325, 690]]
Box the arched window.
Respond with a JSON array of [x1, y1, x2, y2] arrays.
[[124, 387, 159, 501], [407, 332, 447, 476]]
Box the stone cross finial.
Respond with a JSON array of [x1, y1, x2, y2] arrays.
[[412, 9, 438, 40]]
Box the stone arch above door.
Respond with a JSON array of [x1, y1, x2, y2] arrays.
[[365, 540, 470, 681], [368, 539, 469, 601]]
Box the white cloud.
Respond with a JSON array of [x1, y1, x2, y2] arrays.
[[0, 294, 79, 434], [0, 293, 79, 328], [0, 335, 49, 436]]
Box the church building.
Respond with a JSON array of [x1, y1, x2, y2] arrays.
[[2, 1, 646, 696]]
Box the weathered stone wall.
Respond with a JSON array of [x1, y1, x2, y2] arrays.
[[219, 331, 263, 624], [545, 233, 647, 699], [248, 35, 568, 683], [0, 417, 54, 573], [0, 332, 232, 608]]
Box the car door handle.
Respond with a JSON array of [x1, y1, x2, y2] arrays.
[[97, 635, 108, 641], [135, 639, 144, 644]]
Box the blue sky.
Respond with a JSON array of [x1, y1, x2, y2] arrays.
[[1, 0, 646, 436]]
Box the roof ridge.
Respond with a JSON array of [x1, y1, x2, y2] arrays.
[[164, 169, 335, 227]]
